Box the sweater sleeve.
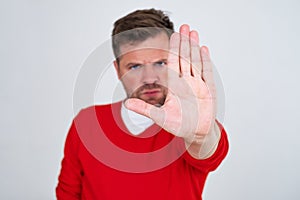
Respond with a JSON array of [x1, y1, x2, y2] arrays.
[[56, 120, 83, 200], [182, 122, 229, 173]]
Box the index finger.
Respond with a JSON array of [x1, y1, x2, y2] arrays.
[[167, 32, 180, 75], [201, 46, 214, 84], [190, 30, 202, 78]]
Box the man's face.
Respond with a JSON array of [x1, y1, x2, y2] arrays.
[[114, 32, 169, 106]]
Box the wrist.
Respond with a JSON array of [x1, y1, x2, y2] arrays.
[[185, 121, 221, 159]]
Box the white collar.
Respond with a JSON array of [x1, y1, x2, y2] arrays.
[[121, 102, 154, 135]]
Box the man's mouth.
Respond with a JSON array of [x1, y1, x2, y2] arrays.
[[142, 89, 161, 96]]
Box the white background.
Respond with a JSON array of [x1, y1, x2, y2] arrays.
[[1, 0, 300, 199]]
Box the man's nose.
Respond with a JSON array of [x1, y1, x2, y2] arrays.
[[141, 65, 159, 84]]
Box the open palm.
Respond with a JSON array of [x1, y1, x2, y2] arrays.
[[125, 25, 216, 143]]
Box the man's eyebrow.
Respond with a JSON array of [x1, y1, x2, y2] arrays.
[[153, 58, 168, 63], [125, 59, 168, 68]]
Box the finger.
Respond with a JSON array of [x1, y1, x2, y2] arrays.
[[201, 46, 216, 98], [201, 46, 214, 84], [179, 24, 191, 77], [189, 30, 202, 78], [124, 98, 161, 121], [168, 32, 180, 75]]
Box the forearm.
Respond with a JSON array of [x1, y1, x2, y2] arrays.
[[56, 123, 82, 200], [185, 121, 221, 159]]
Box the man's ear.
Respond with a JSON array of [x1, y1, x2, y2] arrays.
[[113, 60, 121, 80]]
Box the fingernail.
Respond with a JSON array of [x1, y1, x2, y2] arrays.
[[124, 99, 130, 108]]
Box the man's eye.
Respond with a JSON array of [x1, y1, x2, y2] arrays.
[[154, 61, 167, 67], [129, 65, 141, 70]]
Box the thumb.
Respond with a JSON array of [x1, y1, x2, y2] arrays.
[[124, 98, 161, 121]]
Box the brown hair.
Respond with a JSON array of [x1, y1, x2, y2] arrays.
[[112, 8, 174, 62]]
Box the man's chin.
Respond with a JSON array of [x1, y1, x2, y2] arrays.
[[142, 97, 165, 107], [128, 94, 166, 107]]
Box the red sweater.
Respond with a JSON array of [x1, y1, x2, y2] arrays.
[[56, 102, 228, 200]]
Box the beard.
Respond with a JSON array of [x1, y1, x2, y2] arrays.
[[129, 83, 167, 107]]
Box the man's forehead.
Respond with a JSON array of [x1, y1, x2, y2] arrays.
[[119, 32, 170, 56]]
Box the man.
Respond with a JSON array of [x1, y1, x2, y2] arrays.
[[56, 8, 228, 200]]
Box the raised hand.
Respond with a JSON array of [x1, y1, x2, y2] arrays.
[[125, 24, 217, 147]]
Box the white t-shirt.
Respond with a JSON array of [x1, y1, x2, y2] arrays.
[[121, 102, 154, 135]]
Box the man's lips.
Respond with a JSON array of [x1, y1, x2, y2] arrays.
[[142, 89, 161, 95]]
